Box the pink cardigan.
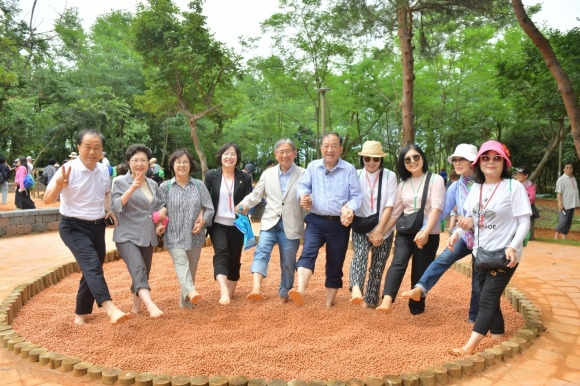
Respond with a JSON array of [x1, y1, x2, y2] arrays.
[[14, 165, 27, 190]]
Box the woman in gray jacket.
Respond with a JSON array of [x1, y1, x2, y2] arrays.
[[112, 144, 164, 318]]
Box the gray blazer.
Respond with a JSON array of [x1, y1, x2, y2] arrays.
[[112, 174, 163, 247], [239, 163, 306, 240]]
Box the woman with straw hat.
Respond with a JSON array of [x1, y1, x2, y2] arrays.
[[349, 141, 398, 308]]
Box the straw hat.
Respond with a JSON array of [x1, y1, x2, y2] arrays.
[[358, 141, 387, 157]]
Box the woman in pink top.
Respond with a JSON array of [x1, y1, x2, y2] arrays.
[[377, 144, 445, 315], [14, 156, 36, 209]]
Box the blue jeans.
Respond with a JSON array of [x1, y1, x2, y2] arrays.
[[415, 237, 480, 321], [250, 218, 300, 298]]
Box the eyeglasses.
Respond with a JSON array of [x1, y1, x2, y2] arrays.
[[451, 157, 467, 163], [363, 157, 381, 163], [175, 161, 190, 165], [130, 159, 149, 164], [276, 149, 295, 155], [480, 155, 503, 163], [404, 154, 421, 164]]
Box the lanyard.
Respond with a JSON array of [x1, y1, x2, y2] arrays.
[[478, 181, 501, 227]]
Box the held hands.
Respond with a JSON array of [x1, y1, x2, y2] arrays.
[[299, 194, 312, 211], [156, 224, 166, 236], [457, 216, 474, 231], [192, 216, 205, 235], [105, 211, 118, 227], [237, 204, 249, 216], [368, 229, 383, 246], [414, 230, 428, 249], [340, 205, 354, 227]]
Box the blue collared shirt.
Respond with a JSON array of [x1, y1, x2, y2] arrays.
[[297, 158, 362, 216], [278, 163, 294, 197]]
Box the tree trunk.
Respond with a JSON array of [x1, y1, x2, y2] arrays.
[[530, 120, 568, 182], [397, 0, 415, 146], [511, 0, 580, 158], [189, 117, 209, 180]]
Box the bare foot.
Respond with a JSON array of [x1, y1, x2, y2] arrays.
[[449, 347, 471, 357], [288, 289, 305, 306], [146, 304, 164, 318], [377, 297, 393, 314], [218, 295, 231, 305], [74, 314, 87, 325], [132, 293, 142, 314], [247, 292, 264, 302], [279, 296, 288, 304], [188, 290, 202, 305], [350, 286, 363, 305], [362, 302, 372, 309], [401, 287, 422, 302], [109, 309, 130, 325], [326, 301, 336, 308]]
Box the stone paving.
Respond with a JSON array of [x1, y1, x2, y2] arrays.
[[1, 229, 579, 385]]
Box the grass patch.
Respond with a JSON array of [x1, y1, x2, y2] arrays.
[[532, 237, 580, 247], [535, 200, 580, 232]]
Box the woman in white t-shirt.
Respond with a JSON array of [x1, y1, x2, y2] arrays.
[[349, 141, 398, 308], [450, 140, 531, 356]]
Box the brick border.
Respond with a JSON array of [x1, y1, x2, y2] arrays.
[[0, 248, 544, 385]]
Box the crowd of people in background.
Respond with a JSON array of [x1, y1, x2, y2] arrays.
[[1, 130, 579, 357]]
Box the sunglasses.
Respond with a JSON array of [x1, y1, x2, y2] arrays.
[[363, 157, 381, 163], [404, 154, 421, 164], [451, 157, 467, 163], [480, 155, 503, 163]]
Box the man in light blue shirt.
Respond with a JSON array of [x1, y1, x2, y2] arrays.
[[289, 132, 362, 307]]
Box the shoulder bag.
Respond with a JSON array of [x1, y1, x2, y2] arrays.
[[352, 169, 383, 234], [473, 181, 510, 271], [395, 172, 431, 235]]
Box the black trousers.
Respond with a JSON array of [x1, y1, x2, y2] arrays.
[[59, 217, 111, 314], [473, 264, 517, 335], [382, 232, 440, 315], [209, 222, 244, 281]]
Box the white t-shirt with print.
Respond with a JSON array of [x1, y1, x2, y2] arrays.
[[463, 178, 531, 262]]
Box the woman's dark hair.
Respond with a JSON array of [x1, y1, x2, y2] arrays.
[[0, 156, 6, 164], [397, 144, 428, 180], [169, 148, 196, 172], [124, 144, 152, 163], [216, 142, 242, 168], [47, 158, 57, 166], [116, 163, 129, 176], [77, 129, 105, 147], [18, 156, 28, 167], [472, 155, 512, 184], [359, 157, 384, 169]]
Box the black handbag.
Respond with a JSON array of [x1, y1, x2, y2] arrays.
[[473, 247, 509, 270], [473, 185, 510, 271], [531, 203, 540, 219], [396, 172, 431, 235], [352, 169, 383, 234]]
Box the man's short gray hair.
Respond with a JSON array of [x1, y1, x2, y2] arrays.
[[274, 138, 296, 150]]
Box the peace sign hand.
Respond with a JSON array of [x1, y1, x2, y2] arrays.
[[58, 165, 71, 188]]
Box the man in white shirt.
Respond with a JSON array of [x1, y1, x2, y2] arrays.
[[555, 162, 580, 240], [45, 129, 129, 325]]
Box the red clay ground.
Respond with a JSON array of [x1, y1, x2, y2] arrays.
[[11, 247, 524, 381]]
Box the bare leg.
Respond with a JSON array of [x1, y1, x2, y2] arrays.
[[377, 295, 394, 313], [350, 285, 363, 305], [288, 267, 312, 306], [132, 293, 142, 314], [74, 314, 87, 325], [247, 272, 265, 301], [326, 288, 339, 307], [216, 274, 230, 305], [226, 279, 237, 299], [450, 331, 486, 356], [554, 232, 559, 240], [138, 289, 163, 318], [562, 234, 567, 240], [401, 287, 422, 302], [101, 300, 130, 325]]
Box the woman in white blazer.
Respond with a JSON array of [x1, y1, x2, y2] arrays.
[[112, 144, 164, 318]]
